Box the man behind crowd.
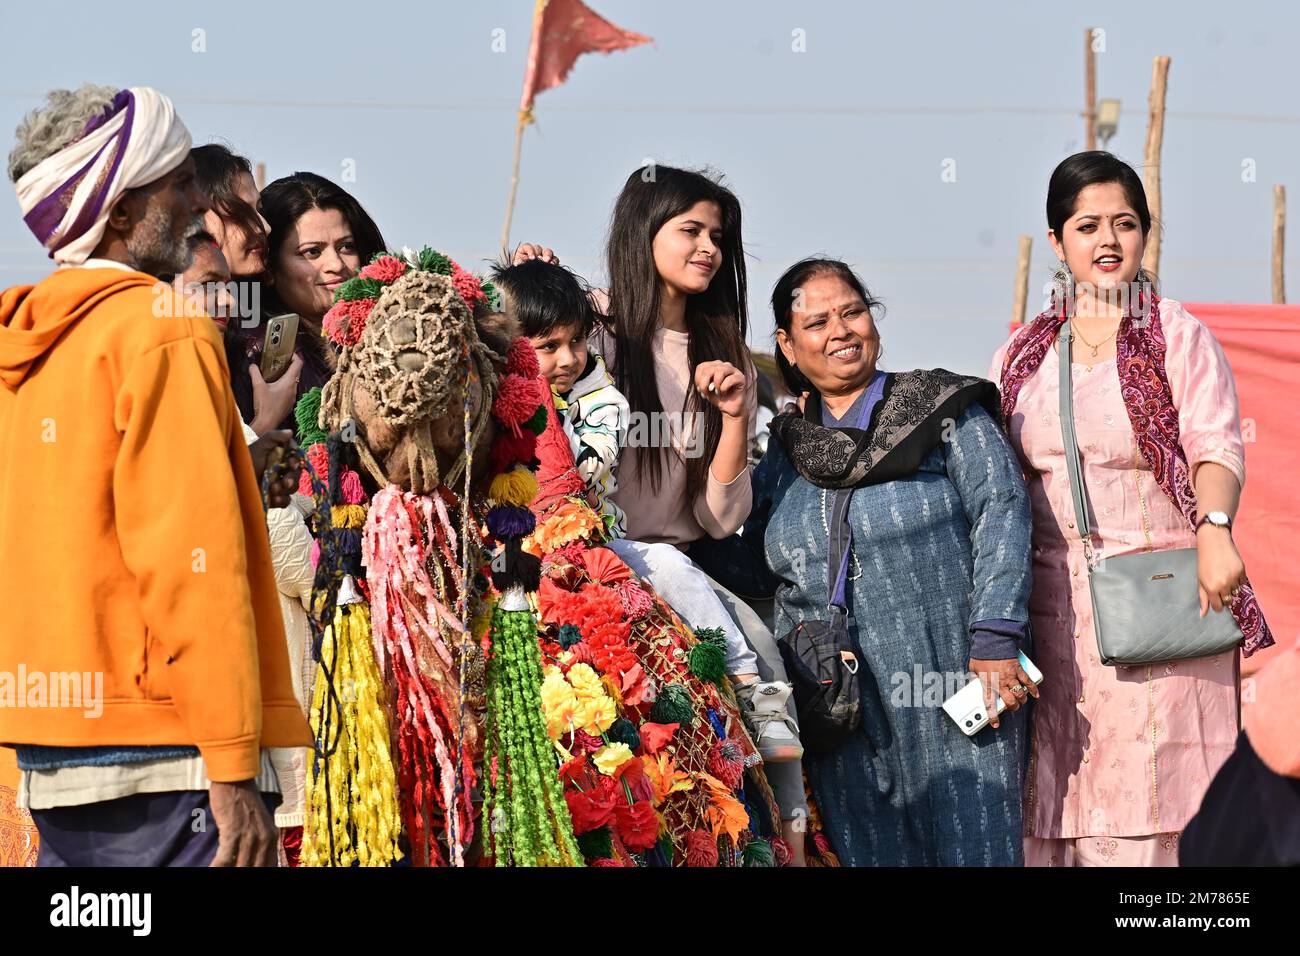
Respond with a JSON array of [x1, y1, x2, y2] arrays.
[[0, 84, 309, 866]]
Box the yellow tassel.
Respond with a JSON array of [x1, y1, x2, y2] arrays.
[[331, 504, 368, 529], [488, 466, 539, 508], [302, 604, 402, 867]]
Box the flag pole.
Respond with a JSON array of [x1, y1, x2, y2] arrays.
[[500, 110, 529, 254]]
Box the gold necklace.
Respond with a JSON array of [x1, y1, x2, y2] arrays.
[[1070, 322, 1119, 358]]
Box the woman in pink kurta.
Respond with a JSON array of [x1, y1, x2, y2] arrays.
[[989, 150, 1272, 867], [992, 298, 1243, 866]]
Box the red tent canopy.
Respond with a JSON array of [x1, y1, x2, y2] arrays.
[[1003, 303, 1297, 675], [1185, 303, 1299, 675]]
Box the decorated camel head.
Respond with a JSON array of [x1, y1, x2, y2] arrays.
[[317, 248, 522, 495]]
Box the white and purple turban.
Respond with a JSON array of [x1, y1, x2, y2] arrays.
[[14, 86, 192, 264]]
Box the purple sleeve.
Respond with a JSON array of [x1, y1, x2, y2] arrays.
[[969, 618, 1026, 661]]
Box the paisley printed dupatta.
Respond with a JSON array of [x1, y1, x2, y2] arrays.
[[997, 291, 1273, 657]]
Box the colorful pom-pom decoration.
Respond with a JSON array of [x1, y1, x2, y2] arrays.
[[649, 683, 695, 727], [493, 374, 544, 430], [488, 467, 539, 508], [687, 641, 727, 684], [485, 505, 536, 540], [506, 336, 541, 380]]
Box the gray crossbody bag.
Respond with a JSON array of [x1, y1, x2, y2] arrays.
[[1057, 321, 1241, 665]]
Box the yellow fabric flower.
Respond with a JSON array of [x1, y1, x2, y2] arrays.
[[593, 742, 634, 776], [566, 663, 604, 699], [574, 692, 617, 735], [539, 668, 577, 740]]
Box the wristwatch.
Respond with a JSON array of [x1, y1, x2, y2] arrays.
[[1195, 510, 1233, 532]]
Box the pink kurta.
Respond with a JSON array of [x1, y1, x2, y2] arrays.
[[991, 298, 1244, 840]]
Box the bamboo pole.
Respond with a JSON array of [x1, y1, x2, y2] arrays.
[[1012, 235, 1032, 327], [500, 113, 528, 253], [1084, 29, 1097, 151], [1142, 56, 1170, 277], [255, 161, 266, 191], [1273, 184, 1286, 304]]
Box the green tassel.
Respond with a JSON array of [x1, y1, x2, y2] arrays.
[[576, 827, 613, 861], [335, 276, 384, 302], [522, 404, 549, 436], [691, 626, 728, 653], [294, 387, 326, 447], [743, 837, 776, 867], [688, 642, 726, 684], [418, 247, 453, 275], [656, 831, 675, 866], [649, 683, 694, 726]]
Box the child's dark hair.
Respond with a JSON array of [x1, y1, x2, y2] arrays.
[[491, 258, 595, 339]]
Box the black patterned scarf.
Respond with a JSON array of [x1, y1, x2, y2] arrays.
[[768, 368, 1001, 489]]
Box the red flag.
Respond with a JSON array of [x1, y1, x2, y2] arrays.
[[518, 0, 651, 115]]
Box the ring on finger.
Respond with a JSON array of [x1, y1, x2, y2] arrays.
[[1009, 683, 1027, 695]]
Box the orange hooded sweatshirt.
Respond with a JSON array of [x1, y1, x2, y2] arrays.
[[0, 266, 310, 781]]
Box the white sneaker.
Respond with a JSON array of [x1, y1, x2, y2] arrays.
[[736, 681, 804, 763]]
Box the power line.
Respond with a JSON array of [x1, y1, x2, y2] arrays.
[[4, 89, 1300, 126]]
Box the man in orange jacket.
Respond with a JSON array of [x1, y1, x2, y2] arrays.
[[0, 84, 310, 866]]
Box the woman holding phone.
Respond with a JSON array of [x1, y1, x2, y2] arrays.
[[253, 171, 388, 432]]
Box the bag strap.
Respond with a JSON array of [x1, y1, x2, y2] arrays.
[[825, 380, 879, 616], [1057, 322, 1096, 561], [827, 486, 854, 616]]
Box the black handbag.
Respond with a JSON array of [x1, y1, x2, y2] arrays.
[[777, 484, 863, 752]]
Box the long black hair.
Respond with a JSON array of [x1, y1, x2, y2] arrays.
[[604, 164, 748, 498], [769, 257, 883, 397], [1046, 151, 1152, 240], [259, 172, 387, 313], [190, 143, 264, 274]]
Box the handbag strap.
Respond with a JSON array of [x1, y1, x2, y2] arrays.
[[1057, 322, 1097, 562], [825, 379, 880, 616], [827, 486, 854, 616]]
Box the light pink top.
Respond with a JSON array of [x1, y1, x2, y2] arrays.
[[991, 298, 1245, 839], [591, 325, 756, 547]]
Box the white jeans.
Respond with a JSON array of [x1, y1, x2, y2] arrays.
[[605, 539, 759, 674], [606, 539, 807, 819]]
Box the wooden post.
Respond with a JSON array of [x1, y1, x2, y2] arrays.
[[1012, 235, 1033, 327], [1142, 56, 1171, 277], [255, 162, 266, 191], [1274, 184, 1286, 304], [1084, 28, 1097, 151]]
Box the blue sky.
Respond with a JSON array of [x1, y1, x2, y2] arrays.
[[2, 0, 1297, 374]]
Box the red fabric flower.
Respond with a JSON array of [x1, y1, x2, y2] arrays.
[[564, 782, 617, 834], [359, 255, 406, 284], [572, 729, 603, 754], [581, 547, 631, 585], [493, 373, 543, 429], [506, 336, 541, 379], [589, 857, 625, 867], [685, 830, 720, 867], [613, 800, 660, 853], [638, 722, 678, 754]]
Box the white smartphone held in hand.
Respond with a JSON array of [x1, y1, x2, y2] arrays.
[[943, 651, 1044, 737]]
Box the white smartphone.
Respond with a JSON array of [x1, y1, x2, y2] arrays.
[[942, 651, 1044, 737]]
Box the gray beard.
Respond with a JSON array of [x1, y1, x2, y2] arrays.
[[125, 211, 202, 280]]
